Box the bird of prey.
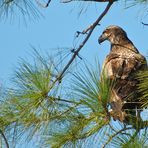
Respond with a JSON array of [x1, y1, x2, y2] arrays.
[[98, 25, 147, 122]]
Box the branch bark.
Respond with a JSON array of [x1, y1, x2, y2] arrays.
[[142, 22, 148, 26], [61, 0, 114, 3], [36, 0, 51, 8]]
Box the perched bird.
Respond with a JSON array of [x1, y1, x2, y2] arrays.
[[98, 25, 147, 122]]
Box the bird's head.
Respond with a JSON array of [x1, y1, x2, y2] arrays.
[[98, 25, 128, 44]]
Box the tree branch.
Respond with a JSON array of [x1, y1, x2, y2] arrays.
[[61, 0, 113, 3], [35, 0, 51, 8], [0, 129, 9, 148], [142, 22, 148, 26], [102, 127, 133, 148], [48, 96, 79, 104], [49, 1, 114, 90]]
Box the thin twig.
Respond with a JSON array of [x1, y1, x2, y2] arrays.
[[36, 0, 51, 8], [50, 101, 82, 120], [102, 127, 133, 148], [81, 24, 100, 35], [49, 1, 114, 90], [142, 22, 148, 26], [48, 96, 79, 104], [0, 129, 9, 148], [61, 0, 111, 3]]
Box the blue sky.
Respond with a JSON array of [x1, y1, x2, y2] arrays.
[[0, 1, 147, 147], [0, 1, 147, 87]]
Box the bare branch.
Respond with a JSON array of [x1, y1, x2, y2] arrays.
[[49, 1, 114, 90], [48, 96, 79, 104], [142, 22, 148, 26], [102, 127, 133, 148], [35, 0, 51, 8], [82, 24, 100, 34], [0, 129, 9, 148], [61, 0, 112, 3]]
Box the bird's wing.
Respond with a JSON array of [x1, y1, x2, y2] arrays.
[[102, 52, 147, 121], [102, 53, 125, 79], [103, 52, 146, 100]]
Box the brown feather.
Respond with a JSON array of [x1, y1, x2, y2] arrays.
[[99, 25, 147, 122]]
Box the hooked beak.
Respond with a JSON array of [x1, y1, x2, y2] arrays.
[[98, 34, 107, 44]]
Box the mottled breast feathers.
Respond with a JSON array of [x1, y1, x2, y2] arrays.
[[99, 25, 147, 122]]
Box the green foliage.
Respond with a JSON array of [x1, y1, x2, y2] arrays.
[[137, 68, 148, 107], [0, 50, 73, 146], [121, 130, 148, 148], [0, 0, 147, 147], [45, 61, 110, 147], [0, 0, 41, 21], [0, 52, 111, 147], [72, 63, 110, 113], [0, 0, 148, 22], [0, 51, 147, 147]]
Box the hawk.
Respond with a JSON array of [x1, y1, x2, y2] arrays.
[[98, 25, 147, 122]]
